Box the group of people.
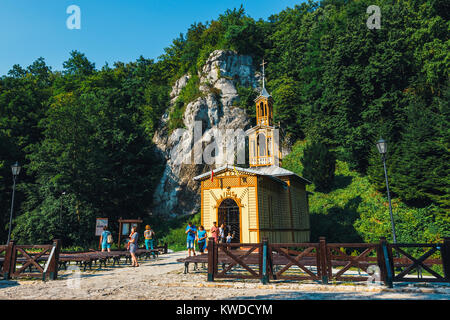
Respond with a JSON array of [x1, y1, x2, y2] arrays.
[[185, 221, 234, 256], [99, 224, 157, 267]]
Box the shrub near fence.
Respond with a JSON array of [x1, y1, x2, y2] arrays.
[[205, 237, 450, 287]]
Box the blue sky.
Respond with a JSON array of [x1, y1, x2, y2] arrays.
[[0, 0, 304, 76]]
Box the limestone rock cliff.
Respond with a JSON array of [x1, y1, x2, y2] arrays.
[[152, 50, 261, 218]]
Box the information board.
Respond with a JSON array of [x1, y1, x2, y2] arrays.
[[95, 218, 108, 236]]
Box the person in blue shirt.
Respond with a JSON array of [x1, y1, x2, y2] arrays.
[[185, 222, 197, 257], [196, 225, 207, 254], [100, 226, 112, 252]]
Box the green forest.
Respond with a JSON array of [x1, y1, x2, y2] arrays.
[[0, 0, 448, 248]]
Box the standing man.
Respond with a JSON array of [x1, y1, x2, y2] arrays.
[[185, 221, 197, 257], [210, 221, 218, 243]]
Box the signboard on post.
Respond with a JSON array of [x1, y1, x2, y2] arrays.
[[95, 218, 108, 236], [117, 218, 143, 249]]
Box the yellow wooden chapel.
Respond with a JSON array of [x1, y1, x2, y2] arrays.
[[194, 62, 311, 244]]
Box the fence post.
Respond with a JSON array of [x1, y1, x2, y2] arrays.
[[261, 237, 269, 285], [164, 242, 168, 254], [48, 239, 61, 280], [319, 237, 328, 284], [380, 237, 393, 288], [207, 237, 215, 282], [3, 240, 14, 280], [442, 237, 450, 281], [377, 237, 388, 285]]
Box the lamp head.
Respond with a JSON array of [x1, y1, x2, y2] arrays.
[[376, 139, 387, 155], [11, 161, 21, 177]]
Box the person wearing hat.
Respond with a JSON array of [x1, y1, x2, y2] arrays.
[[144, 225, 155, 252]]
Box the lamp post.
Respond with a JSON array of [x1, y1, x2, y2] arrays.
[[7, 161, 21, 244], [376, 139, 397, 243]]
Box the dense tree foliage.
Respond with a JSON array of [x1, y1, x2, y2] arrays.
[[1, 52, 167, 245], [0, 0, 448, 246], [301, 141, 336, 192]]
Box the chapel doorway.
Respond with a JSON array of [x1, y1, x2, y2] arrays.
[[217, 198, 240, 243]]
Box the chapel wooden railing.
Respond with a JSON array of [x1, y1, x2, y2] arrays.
[[206, 237, 450, 287]]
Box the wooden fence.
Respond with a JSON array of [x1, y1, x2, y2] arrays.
[[1, 239, 61, 281], [206, 237, 450, 287]]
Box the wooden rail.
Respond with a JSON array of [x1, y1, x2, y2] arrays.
[[1, 243, 166, 279], [2, 240, 61, 281], [201, 236, 450, 286]]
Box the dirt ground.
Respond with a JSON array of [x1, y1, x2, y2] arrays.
[[0, 251, 449, 300]]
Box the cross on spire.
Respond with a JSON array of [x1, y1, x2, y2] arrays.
[[260, 59, 267, 89]]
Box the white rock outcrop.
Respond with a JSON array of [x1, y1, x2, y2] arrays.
[[152, 50, 261, 218]]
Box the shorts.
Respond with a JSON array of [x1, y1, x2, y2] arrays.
[[186, 239, 195, 249], [102, 243, 111, 250], [198, 240, 206, 253]]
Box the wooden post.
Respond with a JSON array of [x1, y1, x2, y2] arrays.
[[164, 242, 168, 254], [377, 237, 388, 285], [261, 237, 269, 284], [3, 240, 14, 280], [380, 237, 393, 288], [118, 219, 122, 249], [9, 240, 18, 278], [319, 237, 328, 284], [48, 239, 61, 280], [442, 237, 450, 281], [207, 237, 215, 282]]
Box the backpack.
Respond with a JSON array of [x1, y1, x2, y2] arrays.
[[107, 232, 113, 244]]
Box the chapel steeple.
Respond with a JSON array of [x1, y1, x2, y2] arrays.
[[255, 59, 274, 127], [246, 60, 281, 167]]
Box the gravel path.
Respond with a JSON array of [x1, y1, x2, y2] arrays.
[[0, 251, 449, 300]]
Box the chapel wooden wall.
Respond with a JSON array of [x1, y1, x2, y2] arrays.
[[257, 176, 310, 243]]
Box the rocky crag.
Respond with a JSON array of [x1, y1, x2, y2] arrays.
[[152, 50, 261, 218]]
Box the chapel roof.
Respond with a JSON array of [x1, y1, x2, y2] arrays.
[[193, 164, 311, 185]]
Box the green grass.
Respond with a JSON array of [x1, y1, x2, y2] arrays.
[[159, 212, 201, 252]]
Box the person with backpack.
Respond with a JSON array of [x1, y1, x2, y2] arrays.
[[144, 225, 155, 250], [100, 226, 113, 252], [144, 225, 156, 258]]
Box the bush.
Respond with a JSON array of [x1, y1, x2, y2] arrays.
[[159, 213, 201, 251]]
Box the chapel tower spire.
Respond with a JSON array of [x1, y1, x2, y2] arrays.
[[255, 59, 273, 127], [246, 59, 281, 167]]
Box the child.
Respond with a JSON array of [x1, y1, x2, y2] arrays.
[[226, 232, 233, 244]]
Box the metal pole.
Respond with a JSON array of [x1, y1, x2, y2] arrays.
[[7, 176, 17, 245], [382, 155, 397, 244]]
